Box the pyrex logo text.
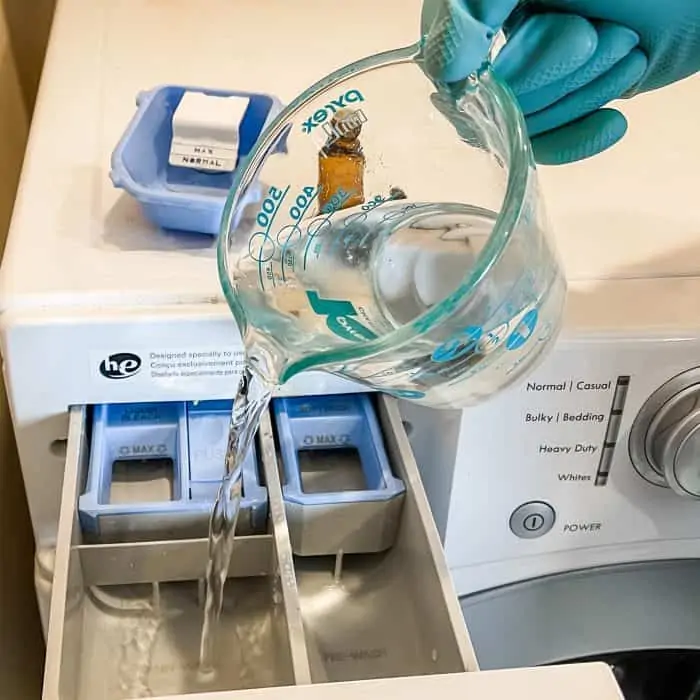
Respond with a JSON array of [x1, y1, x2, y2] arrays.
[[301, 89, 365, 134], [99, 352, 142, 379]]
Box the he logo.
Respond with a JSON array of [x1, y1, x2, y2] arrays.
[[99, 352, 142, 379]]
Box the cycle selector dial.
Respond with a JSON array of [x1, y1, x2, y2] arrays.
[[630, 369, 700, 498]]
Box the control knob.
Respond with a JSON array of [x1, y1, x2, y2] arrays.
[[630, 369, 700, 497]]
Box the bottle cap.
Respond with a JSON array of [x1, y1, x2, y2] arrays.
[[329, 108, 363, 140]]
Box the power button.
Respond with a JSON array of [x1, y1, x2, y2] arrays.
[[509, 501, 556, 539]]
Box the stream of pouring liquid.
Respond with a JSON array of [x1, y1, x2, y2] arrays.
[[199, 365, 272, 677]]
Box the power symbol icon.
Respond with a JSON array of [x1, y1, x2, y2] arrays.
[[523, 514, 545, 531], [510, 501, 556, 539]]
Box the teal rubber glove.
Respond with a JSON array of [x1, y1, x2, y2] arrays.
[[421, 0, 700, 164]]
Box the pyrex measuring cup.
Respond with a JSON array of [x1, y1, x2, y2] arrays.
[[218, 43, 566, 409]]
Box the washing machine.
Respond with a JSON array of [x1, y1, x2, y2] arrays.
[[399, 71, 700, 700], [0, 0, 695, 697], [0, 1, 626, 698]]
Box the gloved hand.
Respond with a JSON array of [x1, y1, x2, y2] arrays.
[[421, 0, 700, 164]]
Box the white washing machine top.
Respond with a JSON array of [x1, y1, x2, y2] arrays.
[[541, 79, 700, 285], [0, 0, 698, 316], [0, 0, 419, 312]]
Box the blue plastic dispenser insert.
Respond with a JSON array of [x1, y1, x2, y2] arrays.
[[273, 394, 405, 556], [79, 400, 267, 541], [109, 85, 286, 236]]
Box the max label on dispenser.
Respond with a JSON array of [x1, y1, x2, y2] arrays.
[[302, 433, 351, 446]]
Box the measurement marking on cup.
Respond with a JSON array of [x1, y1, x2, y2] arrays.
[[301, 190, 351, 269], [249, 185, 290, 290], [279, 186, 319, 282], [289, 186, 318, 223]]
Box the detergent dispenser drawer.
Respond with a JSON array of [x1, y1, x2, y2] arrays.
[[42, 396, 474, 700]]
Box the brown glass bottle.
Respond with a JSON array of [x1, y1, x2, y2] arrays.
[[317, 108, 366, 213]]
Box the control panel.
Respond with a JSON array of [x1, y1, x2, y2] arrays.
[[401, 337, 700, 597]]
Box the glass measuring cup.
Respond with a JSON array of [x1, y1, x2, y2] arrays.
[[218, 43, 566, 409]]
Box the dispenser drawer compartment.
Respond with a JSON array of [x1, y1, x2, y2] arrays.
[[273, 393, 406, 556], [43, 396, 475, 700], [43, 406, 307, 700], [284, 396, 475, 684], [78, 400, 268, 542]]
